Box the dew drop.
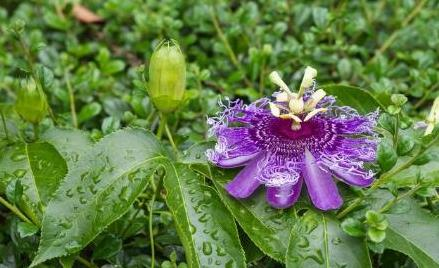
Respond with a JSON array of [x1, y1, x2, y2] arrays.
[[202, 241, 212, 255], [65, 189, 74, 198], [77, 186, 85, 194], [216, 245, 227, 256], [331, 237, 342, 245], [79, 197, 87, 204], [65, 240, 81, 254], [199, 214, 210, 223], [189, 223, 196, 234], [11, 153, 26, 162], [297, 236, 310, 248], [119, 186, 130, 201], [13, 169, 26, 178]]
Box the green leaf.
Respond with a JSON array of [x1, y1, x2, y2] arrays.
[[286, 210, 372, 268], [41, 128, 93, 170], [17, 222, 39, 238], [163, 163, 246, 268], [0, 142, 68, 223], [377, 140, 398, 172], [92, 234, 122, 260], [323, 84, 383, 114], [77, 102, 102, 124], [341, 218, 365, 237], [31, 129, 168, 266], [211, 172, 293, 262], [381, 195, 439, 267]]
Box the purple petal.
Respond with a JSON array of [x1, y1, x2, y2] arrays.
[[215, 151, 260, 168], [266, 178, 303, 209], [331, 166, 374, 187], [225, 154, 264, 198], [303, 150, 343, 210]]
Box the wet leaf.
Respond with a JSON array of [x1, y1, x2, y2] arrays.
[[31, 129, 167, 266], [164, 163, 246, 268]]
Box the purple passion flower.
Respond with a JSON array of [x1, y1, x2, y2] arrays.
[[206, 67, 379, 210]]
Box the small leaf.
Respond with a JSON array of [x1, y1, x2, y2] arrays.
[[164, 163, 246, 268], [367, 228, 386, 243], [77, 102, 102, 124], [17, 222, 39, 238], [341, 218, 366, 237], [31, 129, 167, 266], [92, 234, 122, 260], [377, 140, 398, 172]]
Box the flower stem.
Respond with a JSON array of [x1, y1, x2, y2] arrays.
[[0, 196, 33, 224], [164, 121, 178, 154], [64, 71, 78, 128], [157, 113, 166, 139]]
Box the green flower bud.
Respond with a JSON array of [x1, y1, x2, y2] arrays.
[[148, 40, 186, 113], [15, 77, 48, 124]]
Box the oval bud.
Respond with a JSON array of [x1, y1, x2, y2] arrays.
[[148, 40, 186, 113], [15, 77, 48, 123]]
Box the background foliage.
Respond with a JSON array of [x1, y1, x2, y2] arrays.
[[1, 0, 439, 267]]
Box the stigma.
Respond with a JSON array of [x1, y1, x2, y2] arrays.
[[269, 66, 327, 130]]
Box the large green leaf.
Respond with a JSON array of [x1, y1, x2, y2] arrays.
[[0, 142, 68, 224], [164, 163, 246, 268], [41, 128, 93, 170], [382, 196, 439, 267], [31, 128, 168, 266], [286, 210, 371, 268], [323, 84, 383, 113]]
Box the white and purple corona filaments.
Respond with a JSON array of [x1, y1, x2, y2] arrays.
[[206, 66, 379, 210]]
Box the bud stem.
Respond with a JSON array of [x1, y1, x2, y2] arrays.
[[65, 71, 78, 128], [33, 122, 39, 140], [1, 112, 9, 140]]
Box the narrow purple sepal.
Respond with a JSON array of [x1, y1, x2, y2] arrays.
[[303, 150, 343, 210]]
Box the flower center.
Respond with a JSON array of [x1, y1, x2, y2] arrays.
[[268, 67, 328, 130]]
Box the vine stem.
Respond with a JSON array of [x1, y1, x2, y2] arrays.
[[64, 71, 78, 128], [337, 134, 439, 219], [0, 196, 33, 225], [379, 184, 422, 213], [157, 113, 166, 139], [76, 256, 97, 268], [370, 0, 427, 62], [208, 6, 252, 87]]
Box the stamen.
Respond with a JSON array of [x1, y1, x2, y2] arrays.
[[279, 113, 302, 122], [288, 97, 304, 114], [269, 102, 281, 117], [269, 71, 292, 93], [304, 89, 326, 111], [275, 91, 290, 102], [304, 108, 328, 122], [298, 66, 317, 96]]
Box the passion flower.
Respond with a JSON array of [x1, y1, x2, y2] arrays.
[[206, 67, 378, 210]]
